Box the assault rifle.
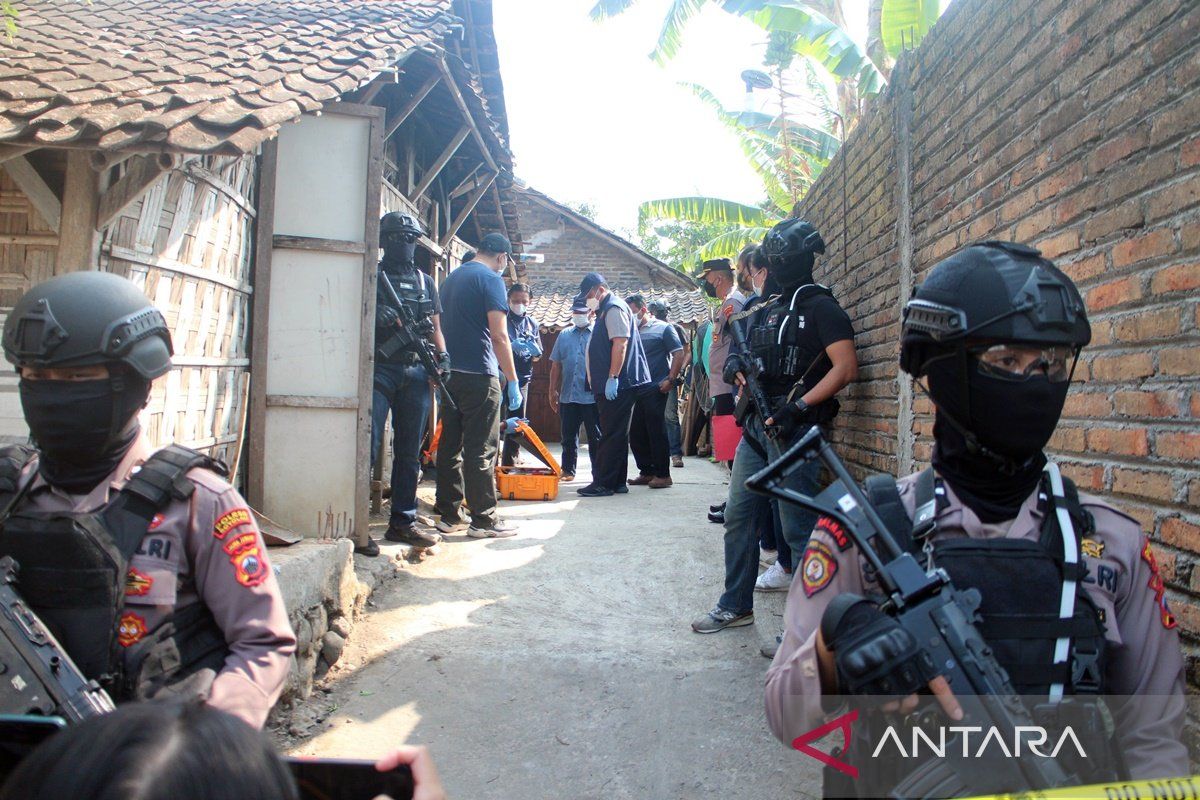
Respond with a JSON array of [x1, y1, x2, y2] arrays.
[[725, 307, 781, 441], [0, 557, 114, 723], [377, 271, 457, 412], [745, 428, 1076, 797]]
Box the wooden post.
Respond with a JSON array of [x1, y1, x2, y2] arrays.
[[57, 151, 100, 272], [246, 139, 278, 510], [3, 156, 61, 232], [441, 171, 495, 249], [411, 124, 469, 200]]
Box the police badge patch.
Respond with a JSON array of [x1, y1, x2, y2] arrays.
[[224, 531, 268, 587], [118, 612, 147, 647], [802, 541, 837, 597], [124, 567, 153, 597], [213, 507, 252, 540]]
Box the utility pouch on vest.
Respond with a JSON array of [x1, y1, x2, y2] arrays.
[[120, 600, 228, 702]]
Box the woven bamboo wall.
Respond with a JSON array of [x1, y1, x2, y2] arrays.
[[102, 154, 256, 470]]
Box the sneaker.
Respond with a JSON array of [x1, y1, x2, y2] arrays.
[[385, 524, 439, 549], [759, 547, 778, 567], [577, 484, 614, 497], [613, 484, 629, 494], [691, 607, 753, 634], [560, 473, 575, 482], [353, 535, 380, 557], [672, 456, 684, 468], [648, 476, 673, 489], [761, 634, 782, 659], [709, 501, 726, 514], [435, 518, 468, 534], [627, 473, 654, 486], [468, 519, 518, 538], [755, 561, 793, 592], [707, 510, 724, 524]]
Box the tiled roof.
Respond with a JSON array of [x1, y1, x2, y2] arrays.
[[0, 0, 458, 154], [526, 283, 713, 332]]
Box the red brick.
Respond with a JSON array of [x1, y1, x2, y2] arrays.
[[1086, 427, 1149, 457], [1160, 346, 1200, 376], [1014, 207, 1054, 241], [1150, 262, 1200, 293], [1113, 307, 1181, 341], [1114, 390, 1181, 418], [1036, 162, 1085, 201], [1088, 127, 1148, 173], [1157, 432, 1200, 462], [1111, 228, 1176, 268], [1048, 426, 1086, 453], [1184, 219, 1200, 251], [1086, 276, 1142, 310], [1062, 391, 1112, 417], [1189, 478, 1200, 508], [1037, 229, 1080, 259], [1087, 320, 1113, 347], [1061, 253, 1108, 283], [1184, 136, 1200, 169], [1059, 461, 1105, 492], [1112, 467, 1174, 503], [1161, 517, 1200, 552], [1146, 173, 1200, 222], [1088, 352, 1155, 382], [1082, 204, 1145, 244]]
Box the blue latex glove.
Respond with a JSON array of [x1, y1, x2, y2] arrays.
[[604, 376, 619, 401], [505, 380, 523, 411], [511, 339, 531, 358]]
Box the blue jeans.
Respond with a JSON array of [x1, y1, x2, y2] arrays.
[[559, 401, 600, 476], [371, 362, 432, 528], [717, 421, 821, 615], [665, 386, 682, 457]]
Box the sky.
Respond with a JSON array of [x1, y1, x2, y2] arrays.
[[493, 0, 868, 239]]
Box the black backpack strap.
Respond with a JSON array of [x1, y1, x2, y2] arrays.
[[104, 445, 227, 562], [863, 468, 936, 558]]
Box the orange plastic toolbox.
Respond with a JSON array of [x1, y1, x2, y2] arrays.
[[495, 419, 561, 501]]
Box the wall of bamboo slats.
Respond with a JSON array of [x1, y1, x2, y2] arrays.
[[102, 154, 257, 471]]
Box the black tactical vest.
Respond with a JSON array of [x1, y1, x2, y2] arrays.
[[0, 444, 229, 701], [747, 285, 840, 423], [377, 266, 435, 365]]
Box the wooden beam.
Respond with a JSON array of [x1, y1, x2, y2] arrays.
[[89, 150, 135, 172], [96, 153, 174, 230], [449, 164, 484, 199], [247, 138, 279, 510], [3, 156, 61, 232], [0, 233, 58, 246], [436, 57, 498, 174], [57, 150, 100, 271], [412, 124, 470, 201], [441, 170, 496, 249], [383, 73, 441, 141], [489, 181, 510, 242], [272, 234, 366, 255], [0, 145, 35, 166]]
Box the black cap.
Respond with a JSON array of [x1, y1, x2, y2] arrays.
[[578, 272, 606, 295], [693, 258, 733, 279], [479, 232, 512, 256]]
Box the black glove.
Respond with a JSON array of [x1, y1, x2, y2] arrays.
[[377, 304, 399, 328], [722, 353, 750, 387], [820, 593, 941, 699], [770, 398, 811, 439], [437, 351, 451, 380]]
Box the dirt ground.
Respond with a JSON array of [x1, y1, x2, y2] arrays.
[[277, 450, 821, 799]]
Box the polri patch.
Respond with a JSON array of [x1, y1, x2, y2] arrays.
[[213, 507, 252, 540], [118, 612, 147, 648], [225, 532, 268, 587], [124, 567, 153, 597], [817, 517, 851, 551], [1142, 540, 1177, 630], [1081, 538, 1104, 559], [802, 541, 837, 598]]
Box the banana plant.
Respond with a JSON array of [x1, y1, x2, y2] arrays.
[[880, 0, 941, 57]]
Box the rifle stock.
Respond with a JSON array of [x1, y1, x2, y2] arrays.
[[377, 271, 458, 413]]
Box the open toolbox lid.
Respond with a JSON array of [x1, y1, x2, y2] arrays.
[[504, 418, 561, 475]]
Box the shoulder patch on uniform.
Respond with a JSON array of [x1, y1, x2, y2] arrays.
[[1141, 539, 1177, 630], [816, 517, 852, 552], [124, 567, 153, 597], [1081, 538, 1104, 559], [213, 507, 252, 540], [225, 532, 268, 587], [802, 541, 837, 598], [118, 612, 147, 647], [147, 513, 164, 531]]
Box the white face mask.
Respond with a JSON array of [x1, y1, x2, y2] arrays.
[[571, 314, 589, 328], [585, 297, 600, 311], [511, 303, 527, 316]]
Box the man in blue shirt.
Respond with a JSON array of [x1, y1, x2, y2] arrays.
[[500, 283, 543, 467], [625, 294, 684, 489], [576, 272, 652, 497], [434, 233, 524, 538], [548, 300, 600, 482]]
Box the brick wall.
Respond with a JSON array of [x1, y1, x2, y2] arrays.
[[515, 189, 693, 290], [795, 0, 1200, 732]]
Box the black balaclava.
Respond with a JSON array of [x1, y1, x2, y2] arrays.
[[20, 371, 150, 493], [767, 252, 815, 290], [925, 352, 1069, 522], [380, 232, 418, 277]]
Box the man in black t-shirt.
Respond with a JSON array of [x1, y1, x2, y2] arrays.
[[691, 221, 858, 636]]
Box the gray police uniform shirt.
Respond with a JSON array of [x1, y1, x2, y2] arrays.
[[764, 471, 1188, 780], [708, 289, 746, 398]]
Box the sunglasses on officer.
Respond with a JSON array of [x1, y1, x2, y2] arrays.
[[968, 343, 1077, 383]]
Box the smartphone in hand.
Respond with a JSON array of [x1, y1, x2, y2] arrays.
[[285, 756, 414, 800]]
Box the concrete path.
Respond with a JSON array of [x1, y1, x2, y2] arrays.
[[281, 451, 821, 799]]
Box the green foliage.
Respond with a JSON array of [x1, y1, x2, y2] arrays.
[[565, 200, 600, 222], [638, 218, 750, 274], [880, 0, 941, 58], [638, 197, 772, 234], [2, 2, 18, 39]]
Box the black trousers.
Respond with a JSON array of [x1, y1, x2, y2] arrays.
[[629, 388, 671, 478], [591, 387, 638, 490], [500, 382, 529, 466]]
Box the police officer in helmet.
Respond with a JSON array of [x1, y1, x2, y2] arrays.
[[765, 242, 1187, 788], [367, 211, 448, 556], [691, 218, 858, 634], [0, 271, 295, 728]]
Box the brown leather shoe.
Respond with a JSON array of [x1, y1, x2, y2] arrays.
[[648, 477, 673, 489], [627, 474, 654, 486], [560, 473, 574, 482]]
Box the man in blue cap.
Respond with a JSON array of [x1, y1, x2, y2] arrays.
[[575, 273, 652, 497]]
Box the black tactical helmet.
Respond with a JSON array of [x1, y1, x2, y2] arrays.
[[380, 212, 423, 244], [900, 241, 1091, 378], [762, 218, 825, 264], [3, 271, 172, 380]]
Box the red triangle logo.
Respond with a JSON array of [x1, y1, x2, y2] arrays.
[[791, 709, 859, 778]]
